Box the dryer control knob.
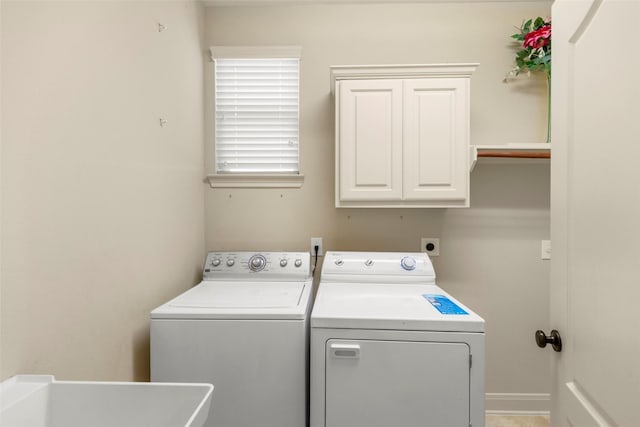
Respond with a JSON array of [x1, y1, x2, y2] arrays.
[[365, 259, 374, 267], [294, 259, 302, 268], [280, 259, 288, 267], [334, 259, 344, 266], [211, 258, 221, 267], [401, 256, 417, 271], [226, 259, 235, 267]]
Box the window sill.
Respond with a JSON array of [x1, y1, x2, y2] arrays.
[[206, 173, 305, 189]]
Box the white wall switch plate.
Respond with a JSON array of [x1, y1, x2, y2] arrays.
[[541, 240, 551, 260]]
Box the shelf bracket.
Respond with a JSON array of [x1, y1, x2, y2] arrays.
[[470, 146, 478, 172]]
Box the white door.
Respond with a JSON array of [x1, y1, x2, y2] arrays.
[[402, 78, 469, 204], [550, 1, 640, 426], [338, 79, 403, 201]]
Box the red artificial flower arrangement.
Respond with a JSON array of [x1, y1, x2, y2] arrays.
[[524, 24, 551, 49], [505, 17, 551, 81]]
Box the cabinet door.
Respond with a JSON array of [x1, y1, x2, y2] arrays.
[[338, 79, 403, 201], [403, 78, 469, 204]]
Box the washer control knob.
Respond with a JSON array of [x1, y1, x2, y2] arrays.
[[401, 256, 417, 271], [294, 259, 302, 268], [226, 259, 235, 267], [365, 259, 374, 267], [280, 259, 288, 268], [335, 259, 344, 266], [248, 254, 267, 272], [211, 258, 221, 267]]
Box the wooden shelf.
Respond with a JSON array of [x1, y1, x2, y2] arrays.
[[470, 143, 551, 171]]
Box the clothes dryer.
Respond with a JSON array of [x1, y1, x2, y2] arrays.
[[310, 251, 485, 427], [152, 252, 313, 427]]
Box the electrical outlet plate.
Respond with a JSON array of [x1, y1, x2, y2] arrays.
[[421, 238, 440, 257], [311, 237, 323, 256]]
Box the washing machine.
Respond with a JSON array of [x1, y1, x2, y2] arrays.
[[151, 251, 313, 427], [310, 251, 485, 427]]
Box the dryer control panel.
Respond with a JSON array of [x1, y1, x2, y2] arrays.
[[203, 252, 310, 281], [321, 251, 436, 284]]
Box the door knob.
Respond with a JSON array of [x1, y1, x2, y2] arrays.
[[535, 329, 562, 352]]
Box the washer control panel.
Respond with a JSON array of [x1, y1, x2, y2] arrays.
[[203, 252, 310, 280]]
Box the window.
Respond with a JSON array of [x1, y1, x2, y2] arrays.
[[209, 46, 303, 188]]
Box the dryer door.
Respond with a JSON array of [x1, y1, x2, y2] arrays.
[[325, 339, 470, 427]]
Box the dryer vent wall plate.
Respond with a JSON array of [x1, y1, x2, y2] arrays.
[[421, 238, 440, 256]]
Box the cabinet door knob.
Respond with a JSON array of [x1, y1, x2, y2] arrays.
[[535, 329, 562, 352]]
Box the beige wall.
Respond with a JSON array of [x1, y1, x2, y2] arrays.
[[205, 1, 552, 407], [1, 1, 205, 381], [0, 0, 552, 408]]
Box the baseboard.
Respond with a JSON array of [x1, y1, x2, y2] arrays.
[[485, 392, 551, 415], [486, 410, 550, 417]]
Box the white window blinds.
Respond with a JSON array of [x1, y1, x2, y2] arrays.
[[214, 58, 300, 174]]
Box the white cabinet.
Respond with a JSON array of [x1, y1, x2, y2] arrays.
[[332, 64, 478, 208]]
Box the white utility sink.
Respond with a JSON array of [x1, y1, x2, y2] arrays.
[[0, 375, 213, 427]]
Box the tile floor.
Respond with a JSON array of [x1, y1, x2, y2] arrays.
[[486, 415, 550, 427]]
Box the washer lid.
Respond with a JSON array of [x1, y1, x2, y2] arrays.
[[311, 283, 484, 333], [151, 280, 312, 320]]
